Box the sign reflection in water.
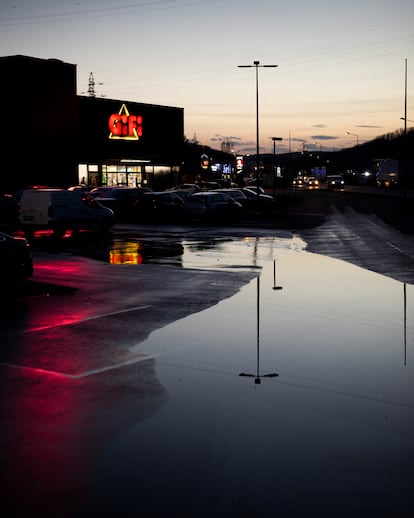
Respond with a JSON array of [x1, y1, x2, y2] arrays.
[[109, 241, 144, 265], [108, 240, 184, 266]]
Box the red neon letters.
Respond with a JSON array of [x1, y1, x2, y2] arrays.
[[108, 104, 143, 140], [109, 114, 143, 138]]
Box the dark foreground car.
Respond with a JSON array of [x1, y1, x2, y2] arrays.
[[182, 191, 242, 222], [0, 231, 33, 288]]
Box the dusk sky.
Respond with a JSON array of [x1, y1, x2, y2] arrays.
[[1, 0, 413, 154]]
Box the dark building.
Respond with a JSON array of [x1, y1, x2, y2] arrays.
[[0, 55, 184, 193]]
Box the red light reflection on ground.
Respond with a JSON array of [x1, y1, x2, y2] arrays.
[[1, 367, 97, 516]]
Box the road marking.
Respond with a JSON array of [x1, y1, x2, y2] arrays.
[[0, 304, 153, 338], [0, 353, 155, 379]]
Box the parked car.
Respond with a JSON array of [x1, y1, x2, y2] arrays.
[[173, 190, 193, 202], [245, 177, 264, 187], [0, 194, 20, 230], [213, 188, 247, 205], [197, 181, 221, 191], [132, 191, 184, 222], [13, 185, 51, 202], [167, 184, 201, 194], [19, 189, 114, 238], [182, 191, 242, 222], [241, 188, 277, 211], [93, 187, 153, 221], [326, 175, 345, 190], [67, 185, 94, 192], [89, 186, 124, 198], [0, 231, 33, 287]]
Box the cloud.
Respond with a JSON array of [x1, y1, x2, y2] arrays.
[[356, 125, 383, 128], [310, 135, 338, 140], [312, 124, 327, 128]]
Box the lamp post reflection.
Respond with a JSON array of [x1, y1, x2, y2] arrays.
[[273, 259, 283, 290], [404, 283, 407, 366], [239, 275, 279, 384]]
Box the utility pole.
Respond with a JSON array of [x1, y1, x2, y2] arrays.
[[87, 72, 96, 97]]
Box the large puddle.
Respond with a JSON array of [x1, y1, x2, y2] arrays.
[[87, 241, 414, 516], [105, 231, 305, 270]]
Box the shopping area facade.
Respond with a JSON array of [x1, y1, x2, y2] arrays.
[[0, 55, 184, 193]]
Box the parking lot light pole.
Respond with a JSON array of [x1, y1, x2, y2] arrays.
[[238, 61, 278, 196], [346, 131, 359, 146], [271, 136, 283, 194]]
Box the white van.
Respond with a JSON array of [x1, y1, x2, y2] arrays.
[[19, 189, 114, 237]]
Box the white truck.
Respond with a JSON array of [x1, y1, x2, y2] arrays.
[[374, 159, 399, 187], [19, 189, 114, 238]]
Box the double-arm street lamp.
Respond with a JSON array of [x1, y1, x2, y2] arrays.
[[238, 61, 278, 195]]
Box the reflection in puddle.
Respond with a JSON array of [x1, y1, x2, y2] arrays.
[[136, 252, 413, 388], [108, 239, 184, 265], [92, 250, 414, 516], [107, 234, 306, 271]]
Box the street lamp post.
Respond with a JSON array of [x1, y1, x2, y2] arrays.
[[313, 141, 322, 153], [271, 136, 283, 194], [346, 131, 359, 146], [238, 61, 278, 196]]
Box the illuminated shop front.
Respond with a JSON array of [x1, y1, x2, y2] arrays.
[[77, 162, 146, 188], [77, 161, 180, 188], [76, 97, 184, 189], [0, 55, 184, 192]]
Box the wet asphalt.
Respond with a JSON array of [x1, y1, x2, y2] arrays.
[[1, 186, 414, 517]]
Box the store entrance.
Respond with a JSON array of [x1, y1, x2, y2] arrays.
[[103, 164, 144, 187], [78, 163, 147, 187]]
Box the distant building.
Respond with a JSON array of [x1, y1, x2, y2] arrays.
[[0, 55, 184, 192]]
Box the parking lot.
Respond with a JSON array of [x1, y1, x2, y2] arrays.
[[1, 186, 414, 517]]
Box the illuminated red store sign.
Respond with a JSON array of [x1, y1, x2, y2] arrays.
[[108, 103, 143, 140]]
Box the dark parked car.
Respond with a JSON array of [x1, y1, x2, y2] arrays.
[[167, 183, 201, 193], [67, 185, 95, 192], [182, 191, 242, 222], [213, 188, 247, 205], [89, 186, 119, 197], [92, 187, 153, 221], [0, 231, 33, 288], [241, 188, 277, 211], [173, 190, 193, 202], [245, 177, 264, 187], [133, 191, 184, 222], [197, 181, 222, 191]]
